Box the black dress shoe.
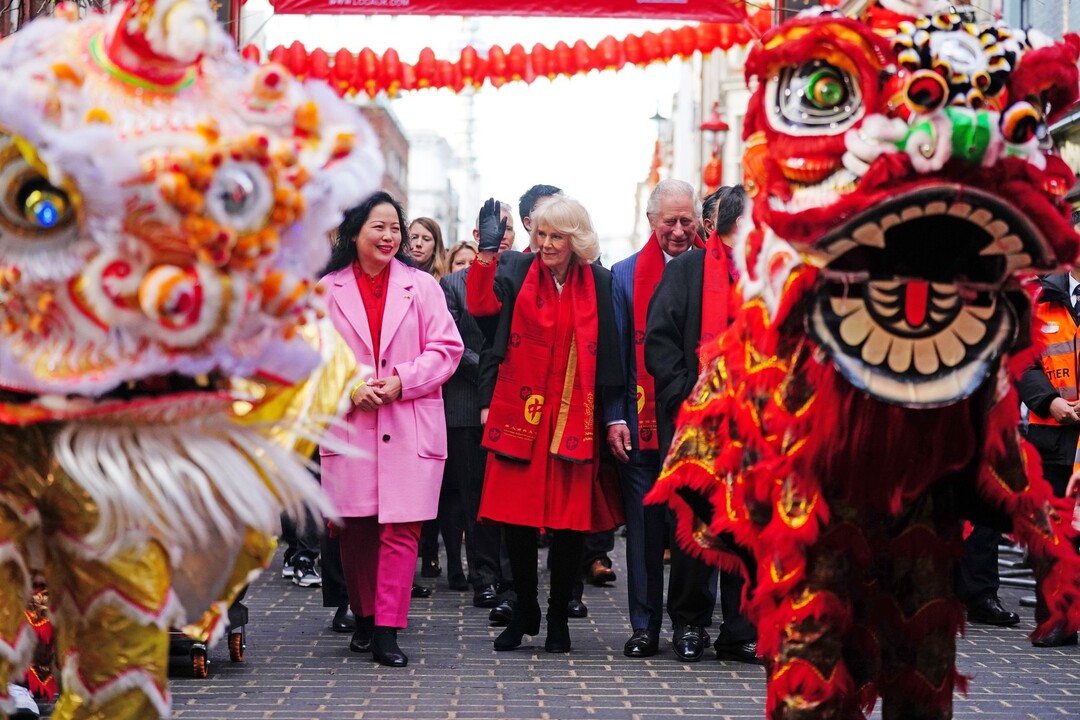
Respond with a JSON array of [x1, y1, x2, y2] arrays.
[[714, 639, 763, 664], [420, 559, 441, 578], [623, 629, 659, 658], [473, 585, 498, 608], [411, 583, 432, 598], [966, 596, 1020, 627], [493, 600, 541, 651], [489, 599, 514, 626], [349, 616, 374, 652], [332, 605, 357, 633], [1032, 627, 1079, 648], [566, 599, 588, 618], [371, 626, 408, 667], [672, 625, 709, 662]]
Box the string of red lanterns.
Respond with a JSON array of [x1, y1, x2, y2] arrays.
[[241, 8, 772, 98]]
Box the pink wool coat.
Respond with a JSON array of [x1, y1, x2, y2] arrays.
[[320, 260, 463, 523]]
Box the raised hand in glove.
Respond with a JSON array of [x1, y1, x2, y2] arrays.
[[477, 197, 508, 253]]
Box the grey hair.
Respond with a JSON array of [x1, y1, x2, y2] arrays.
[[645, 178, 701, 219]]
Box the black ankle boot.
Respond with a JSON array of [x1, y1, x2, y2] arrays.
[[371, 626, 408, 667], [493, 599, 541, 651], [545, 602, 571, 653], [349, 615, 375, 653]]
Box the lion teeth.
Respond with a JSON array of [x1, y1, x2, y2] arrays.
[[852, 223, 886, 247]]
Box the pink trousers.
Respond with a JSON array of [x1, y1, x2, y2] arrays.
[[338, 517, 423, 628]]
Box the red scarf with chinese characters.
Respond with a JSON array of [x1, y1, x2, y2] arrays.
[[699, 231, 733, 363], [484, 258, 598, 463], [631, 233, 705, 450], [631, 234, 666, 450]]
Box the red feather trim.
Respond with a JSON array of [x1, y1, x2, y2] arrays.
[[1009, 34, 1080, 124]]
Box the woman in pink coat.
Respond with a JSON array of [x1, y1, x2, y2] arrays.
[[319, 192, 463, 667]]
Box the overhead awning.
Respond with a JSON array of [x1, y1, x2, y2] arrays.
[[268, 0, 746, 22]]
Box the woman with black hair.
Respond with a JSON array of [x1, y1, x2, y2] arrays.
[[319, 191, 463, 667]]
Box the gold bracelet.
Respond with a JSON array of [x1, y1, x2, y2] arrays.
[[349, 379, 367, 403], [475, 255, 494, 266]]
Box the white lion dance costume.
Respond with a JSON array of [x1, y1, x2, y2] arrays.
[[0, 2, 380, 717]]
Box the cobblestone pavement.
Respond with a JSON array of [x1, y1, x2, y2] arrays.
[[144, 542, 1080, 720]]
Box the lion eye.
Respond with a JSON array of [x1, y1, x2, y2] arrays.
[[205, 163, 272, 233], [770, 60, 863, 134]]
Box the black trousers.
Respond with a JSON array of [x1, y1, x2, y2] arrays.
[[954, 525, 1001, 603], [447, 426, 504, 589], [420, 449, 467, 582], [505, 524, 584, 612], [666, 521, 718, 630]]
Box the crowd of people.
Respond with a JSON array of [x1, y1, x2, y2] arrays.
[[275, 177, 1079, 671]]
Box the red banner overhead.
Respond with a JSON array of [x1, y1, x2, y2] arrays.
[[268, 0, 747, 22]]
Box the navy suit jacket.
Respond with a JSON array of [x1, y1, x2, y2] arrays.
[[603, 251, 645, 446]]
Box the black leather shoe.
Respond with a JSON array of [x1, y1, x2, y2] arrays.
[[411, 583, 432, 599], [348, 616, 374, 653], [489, 599, 513, 626], [473, 584, 498, 608], [672, 625, 709, 662], [420, 559, 441, 578], [566, 599, 588, 618], [332, 605, 356, 633], [370, 626, 408, 667], [544, 605, 571, 653], [966, 596, 1020, 627], [1032, 627, 1079, 648], [623, 629, 659, 658], [714, 639, 762, 664]]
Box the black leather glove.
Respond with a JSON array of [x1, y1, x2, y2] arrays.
[[477, 197, 508, 253]]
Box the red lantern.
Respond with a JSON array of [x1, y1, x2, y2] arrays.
[[286, 41, 308, 78], [268, 45, 287, 66], [592, 35, 623, 71], [639, 31, 660, 64], [330, 48, 355, 95], [487, 44, 507, 88], [676, 25, 697, 58], [415, 47, 437, 88], [459, 45, 486, 88], [354, 47, 379, 99], [507, 43, 529, 83], [702, 152, 723, 192], [240, 44, 261, 63], [399, 63, 416, 93], [572, 39, 591, 74], [659, 29, 677, 62], [381, 48, 403, 97], [623, 34, 644, 66], [435, 59, 456, 90], [696, 23, 720, 54], [309, 48, 330, 82], [531, 43, 551, 80]]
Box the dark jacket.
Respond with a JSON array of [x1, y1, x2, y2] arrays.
[[1017, 272, 1080, 466], [440, 267, 485, 428], [643, 248, 706, 456], [475, 250, 623, 409]]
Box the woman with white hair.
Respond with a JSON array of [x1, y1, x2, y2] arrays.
[[466, 194, 623, 654]]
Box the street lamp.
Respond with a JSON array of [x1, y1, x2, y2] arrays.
[[699, 102, 730, 195]]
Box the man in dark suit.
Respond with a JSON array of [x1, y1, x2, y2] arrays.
[[643, 185, 759, 664], [440, 202, 517, 613], [605, 179, 713, 661]]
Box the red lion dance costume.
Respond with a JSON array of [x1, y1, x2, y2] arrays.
[[0, 2, 379, 718], [649, 1, 1080, 718]]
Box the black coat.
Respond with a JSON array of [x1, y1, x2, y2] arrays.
[[440, 268, 486, 428], [643, 248, 705, 457], [1017, 273, 1080, 466], [475, 251, 623, 410]]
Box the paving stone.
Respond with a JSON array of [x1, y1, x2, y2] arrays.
[[37, 540, 1078, 719]]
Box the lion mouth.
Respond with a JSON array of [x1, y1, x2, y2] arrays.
[[806, 184, 1053, 407]]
